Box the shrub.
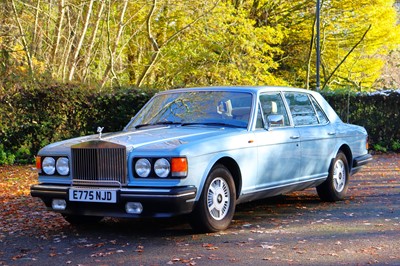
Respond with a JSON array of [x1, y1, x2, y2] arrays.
[[0, 82, 155, 164], [0, 85, 399, 165], [323, 90, 400, 152], [0, 144, 15, 165]]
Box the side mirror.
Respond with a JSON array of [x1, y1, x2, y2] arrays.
[[266, 114, 284, 128]]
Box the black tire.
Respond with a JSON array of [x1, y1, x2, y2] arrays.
[[317, 151, 349, 202], [62, 214, 103, 225], [189, 164, 236, 233]]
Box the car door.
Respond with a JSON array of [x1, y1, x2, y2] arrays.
[[284, 92, 337, 180], [254, 92, 301, 194]]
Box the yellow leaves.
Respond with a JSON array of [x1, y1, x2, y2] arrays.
[[314, 0, 400, 90], [0, 165, 35, 199], [1, 43, 46, 78]]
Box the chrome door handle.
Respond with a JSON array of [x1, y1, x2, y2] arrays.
[[328, 132, 336, 136], [290, 135, 300, 139]]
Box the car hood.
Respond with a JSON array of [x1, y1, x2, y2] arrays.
[[38, 126, 242, 156]]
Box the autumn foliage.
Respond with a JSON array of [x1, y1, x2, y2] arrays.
[[0, 0, 399, 91]]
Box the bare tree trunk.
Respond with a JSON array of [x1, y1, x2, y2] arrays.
[[101, 0, 129, 88], [306, 9, 316, 90], [68, 0, 94, 81], [51, 0, 65, 66], [82, 0, 105, 82], [32, 0, 41, 56], [136, 0, 159, 87], [11, 0, 34, 78], [59, 5, 82, 81]]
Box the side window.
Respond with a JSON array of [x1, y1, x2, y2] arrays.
[[284, 92, 319, 126], [310, 96, 329, 124], [258, 93, 290, 128]]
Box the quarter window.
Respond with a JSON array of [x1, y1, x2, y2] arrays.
[[310, 96, 329, 124], [284, 92, 323, 126]]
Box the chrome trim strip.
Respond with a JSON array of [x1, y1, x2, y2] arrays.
[[245, 176, 326, 195], [120, 188, 171, 193], [120, 191, 196, 198], [32, 184, 196, 198], [72, 179, 122, 188]]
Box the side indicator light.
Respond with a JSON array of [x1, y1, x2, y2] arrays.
[[36, 156, 42, 173], [171, 157, 188, 177]]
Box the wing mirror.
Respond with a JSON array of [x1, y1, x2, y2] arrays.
[[266, 114, 284, 128]]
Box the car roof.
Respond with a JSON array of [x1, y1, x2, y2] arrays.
[[157, 86, 316, 95]]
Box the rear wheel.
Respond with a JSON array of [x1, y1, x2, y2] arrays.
[[190, 164, 236, 232], [62, 214, 103, 225], [317, 151, 349, 202]]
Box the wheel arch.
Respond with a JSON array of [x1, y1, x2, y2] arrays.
[[214, 157, 242, 200], [338, 144, 353, 172]]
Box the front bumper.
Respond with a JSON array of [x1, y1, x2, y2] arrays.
[[31, 184, 197, 218]]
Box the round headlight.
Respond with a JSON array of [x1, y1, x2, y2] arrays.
[[154, 158, 170, 178], [56, 157, 69, 175], [135, 158, 151, 177], [42, 157, 56, 175]]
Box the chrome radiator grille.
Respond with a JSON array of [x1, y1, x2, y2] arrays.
[[71, 141, 127, 185]]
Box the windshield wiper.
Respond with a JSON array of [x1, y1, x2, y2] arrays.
[[135, 121, 182, 129], [181, 122, 245, 128]]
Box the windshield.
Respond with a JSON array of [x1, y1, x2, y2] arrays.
[[126, 90, 253, 129]]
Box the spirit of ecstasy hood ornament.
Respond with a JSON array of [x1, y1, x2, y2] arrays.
[[97, 127, 104, 139]]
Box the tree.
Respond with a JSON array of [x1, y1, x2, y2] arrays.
[[274, 0, 400, 91], [0, 0, 399, 91]]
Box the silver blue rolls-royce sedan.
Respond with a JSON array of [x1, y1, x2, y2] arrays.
[[31, 86, 372, 232]]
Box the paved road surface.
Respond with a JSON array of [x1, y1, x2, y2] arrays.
[[0, 154, 399, 265]]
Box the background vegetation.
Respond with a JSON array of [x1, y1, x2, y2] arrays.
[[0, 84, 399, 165], [1, 0, 399, 91], [1, 0, 400, 164]]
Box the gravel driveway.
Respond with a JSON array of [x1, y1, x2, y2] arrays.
[[0, 154, 399, 265]]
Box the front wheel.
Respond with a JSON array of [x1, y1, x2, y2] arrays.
[[317, 151, 349, 202], [189, 164, 236, 232]]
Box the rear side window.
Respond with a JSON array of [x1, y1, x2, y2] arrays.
[[284, 92, 327, 126]]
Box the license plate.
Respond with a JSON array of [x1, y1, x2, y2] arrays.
[[69, 189, 117, 203]]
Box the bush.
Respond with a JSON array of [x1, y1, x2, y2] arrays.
[[0, 144, 15, 165], [0, 82, 155, 164], [323, 90, 400, 152], [0, 85, 399, 165]]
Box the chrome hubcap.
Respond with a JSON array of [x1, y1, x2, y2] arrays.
[[333, 159, 346, 192], [207, 177, 230, 220]]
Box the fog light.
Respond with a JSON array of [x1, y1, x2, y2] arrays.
[[125, 202, 143, 214], [52, 199, 67, 210]]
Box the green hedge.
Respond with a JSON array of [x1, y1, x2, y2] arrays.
[[323, 90, 400, 152], [0, 85, 399, 165], [0, 84, 155, 164]]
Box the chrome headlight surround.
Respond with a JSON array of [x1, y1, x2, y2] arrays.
[[133, 157, 187, 179], [40, 156, 70, 176]]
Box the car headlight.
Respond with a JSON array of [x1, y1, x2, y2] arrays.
[[135, 158, 151, 177], [42, 157, 56, 175], [56, 157, 69, 175], [154, 158, 170, 178]]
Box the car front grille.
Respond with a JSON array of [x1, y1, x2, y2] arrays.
[[71, 141, 127, 185]]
